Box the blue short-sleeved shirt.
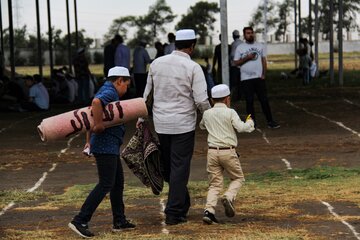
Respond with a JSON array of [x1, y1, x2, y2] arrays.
[[90, 81, 125, 155]]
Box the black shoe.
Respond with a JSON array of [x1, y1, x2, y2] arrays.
[[165, 215, 187, 225], [221, 197, 235, 218], [112, 220, 136, 231], [202, 210, 219, 224], [267, 121, 280, 129], [68, 221, 94, 238]]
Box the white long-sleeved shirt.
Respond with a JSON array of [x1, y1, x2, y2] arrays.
[[199, 103, 254, 148], [143, 50, 211, 134]]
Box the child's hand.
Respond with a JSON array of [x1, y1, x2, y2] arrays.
[[82, 143, 93, 157]]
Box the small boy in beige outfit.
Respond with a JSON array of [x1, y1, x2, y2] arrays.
[[199, 84, 255, 224]]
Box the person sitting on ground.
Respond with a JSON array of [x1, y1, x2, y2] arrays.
[[199, 84, 254, 224], [20, 74, 49, 111]]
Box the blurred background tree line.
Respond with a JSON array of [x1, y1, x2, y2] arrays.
[[2, 0, 359, 66]]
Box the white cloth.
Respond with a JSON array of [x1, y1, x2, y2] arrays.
[[199, 103, 254, 148], [234, 42, 266, 81], [143, 50, 210, 134], [29, 82, 49, 110], [310, 62, 317, 77]]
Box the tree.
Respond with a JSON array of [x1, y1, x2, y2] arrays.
[[104, 16, 137, 43], [142, 0, 176, 38], [248, 0, 279, 36], [274, 0, 293, 42], [318, 0, 360, 40], [176, 1, 219, 44], [105, 0, 176, 45]]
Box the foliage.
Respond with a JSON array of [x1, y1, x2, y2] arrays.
[[2, 25, 93, 66], [105, 0, 176, 45], [248, 0, 279, 36], [104, 16, 137, 43], [318, 0, 360, 40], [176, 1, 219, 44], [275, 0, 294, 42]]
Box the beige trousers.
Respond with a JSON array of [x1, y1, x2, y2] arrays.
[[205, 148, 245, 214]]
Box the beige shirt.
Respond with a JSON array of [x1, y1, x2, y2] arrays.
[[143, 50, 210, 134], [199, 103, 254, 148]]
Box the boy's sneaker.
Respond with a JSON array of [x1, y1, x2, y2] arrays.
[[267, 121, 280, 129], [68, 221, 94, 238], [221, 197, 235, 218], [202, 210, 219, 224], [112, 220, 136, 231]]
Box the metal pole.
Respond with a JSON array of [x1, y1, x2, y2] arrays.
[[220, 0, 229, 86], [47, 0, 54, 78], [329, 0, 334, 85], [35, 0, 43, 77], [338, 0, 343, 86], [0, 1, 4, 56], [263, 0, 268, 43], [298, 0, 302, 37], [294, 0, 298, 68], [66, 0, 72, 72], [8, 0, 15, 81], [314, 0, 319, 75], [309, 0, 312, 42], [74, 0, 79, 50]]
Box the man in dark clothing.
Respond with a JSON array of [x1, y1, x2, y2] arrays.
[[103, 35, 121, 77]]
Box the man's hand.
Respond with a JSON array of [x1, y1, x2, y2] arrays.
[[247, 52, 257, 60]]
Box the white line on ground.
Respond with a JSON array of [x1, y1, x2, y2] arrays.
[[0, 115, 38, 134], [0, 201, 15, 216], [0, 133, 80, 217], [321, 201, 360, 240], [256, 128, 270, 144], [286, 101, 360, 138], [159, 198, 169, 234], [344, 98, 360, 108], [281, 158, 292, 170], [57, 133, 80, 157]]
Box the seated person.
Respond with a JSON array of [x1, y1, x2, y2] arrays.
[[20, 75, 49, 111]]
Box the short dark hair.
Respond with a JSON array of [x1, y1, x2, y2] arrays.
[[114, 34, 123, 44], [175, 39, 197, 50], [168, 33, 175, 42], [211, 96, 227, 102], [107, 76, 131, 82], [243, 26, 254, 35], [33, 74, 42, 83]]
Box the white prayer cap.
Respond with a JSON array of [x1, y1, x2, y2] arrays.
[[211, 84, 230, 98], [175, 29, 196, 41], [108, 66, 130, 78]]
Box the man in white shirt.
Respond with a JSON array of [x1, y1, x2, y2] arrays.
[[141, 29, 211, 225], [233, 27, 279, 129], [21, 75, 49, 111]]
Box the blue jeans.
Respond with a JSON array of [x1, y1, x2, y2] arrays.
[[73, 154, 126, 225]]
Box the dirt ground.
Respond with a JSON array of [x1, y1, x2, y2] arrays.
[[0, 86, 360, 239]]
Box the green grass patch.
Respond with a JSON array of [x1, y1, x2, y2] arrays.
[[0, 189, 47, 209]]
